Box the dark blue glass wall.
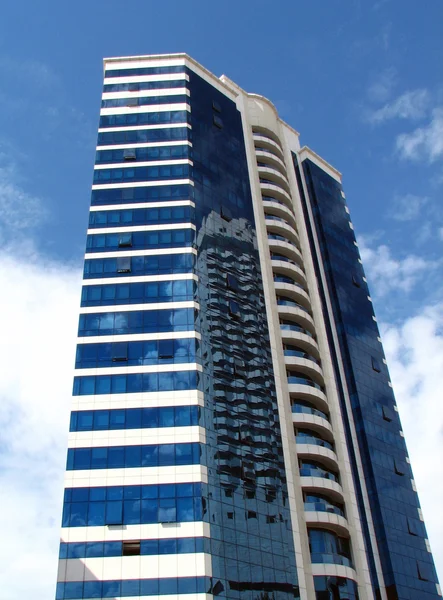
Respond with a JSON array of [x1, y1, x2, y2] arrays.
[[296, 157, 440, 600], [189, 70, 299, 599]]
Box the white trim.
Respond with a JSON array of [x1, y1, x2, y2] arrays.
[[70, 390, 204, 411], [79, 301, 199, 314], [77, 331, 200, 344], [104, 57, 186, 71], [84, 247, 197, 259], [91, 178, 193, 190], [61, 521, 209, 543], [98, 122, 191, 133], [86, 222, 194, 234], [74, 362, 202, 377], [67, 426, 205, 448], [102, 87, 189, 100], [64, 464, 208, 488], [96, 141, 192, 151], [82, 274, 197, 287], [57, 553, 211, 582], [100, 102, 190, 117], [103, 72, 189, 84], [56, 595, 210, 600], [94, 158, 192, 170], [89, 200, 195, 212]]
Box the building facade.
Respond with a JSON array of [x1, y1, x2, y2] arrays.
[[56, 54, 441, 600]]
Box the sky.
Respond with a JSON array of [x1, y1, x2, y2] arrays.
[[0, 1, 442, 597]]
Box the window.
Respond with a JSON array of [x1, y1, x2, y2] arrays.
[[417, 560, 432, 581], [229, 300, 240, 317], [382, 405, 393, 422], [352, 274, 360, 287], [407, 517, 420, 536], [118, 233, 133, 247], [213, 114, 223, 129], [394, 458, 406, 476], [371, 356, 381, 372], [158, 340, 174, 359], [226, 273, 239, 291], [122, 540, 141, 556], [123, 149, 136, 161], [126, 97, 138, 107], [116, 256, 131, 273], [212, 100, 221, 113], [220, 205, 232, 222], [128, 83, 140, 92], [112, 343, 128, 362]]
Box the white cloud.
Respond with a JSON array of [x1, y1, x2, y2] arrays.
[[368, 88, 430, 124], [387, 193, 428, 222], [438, 227, 443, 241], [396, 107, 443, 163], [358, 236, 440, 296], [367, 68, 397, 103], [381, 305, 443, 577], [0, 248, 81, 599]]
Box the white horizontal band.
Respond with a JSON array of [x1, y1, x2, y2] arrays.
[[89, 200, 195, 212], [64, 464, 207, 488], [104, 71, 188, 83], [91, 178, 193, 190], [96, 141, 192, 151], [102, 88, 188, 101], [100, 102, 190, 117], [70, 390, 204, 412], [61, 521, 209, 543], [86, 222, 194, 234], [57, 553, 211, 582], [82, 274, 197, 287], [74, 362, 202, 377], [94, 158, 191, 170], [84, 247, 196, 260], [98, 122, 191, 133], [77, 331, 199, 344], [68, 426, 205, 449], [79, 301, 199, 315]]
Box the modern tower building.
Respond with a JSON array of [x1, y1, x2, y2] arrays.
[[56, 53, 440, 600]]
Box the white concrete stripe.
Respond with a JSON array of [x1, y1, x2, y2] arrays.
[[67, 426, 205, 449], [70, 390, 204, 412], [100, 102, 190, 117], [103, 72, 189, 83], [79, 301, 199, 315], [91, 178, 193, 190], [77, 332, 200, 344], [84, 247, 196, 259], [58, 595, 210, 600], [102, 87, 189, 100], [64, 464, 207, 488], [105, 58, 186, 71], [89, 200, 194, 212], [57, 553, 211, 582], [96, 141, 192, 151], [98, 123, 191, 133], [94, 158, 191, 170], [74, 363, 202, 377], [81, 274, 197, 287], [61, 521, 209, 543], [86, 223, 194, 234]]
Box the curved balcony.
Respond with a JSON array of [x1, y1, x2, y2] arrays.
[[268, 238, 304, 267], [292, 402, 329, 421], [271, 259, 307, 287], [309, 528, 354, 571], [277, 301, 315, 334], [310, 562, 358, 584], [300, 474, 344, 504], [288, 378, 328, 412], [292, 412, 332, 441], [295, 427, 334, 451], [263, 199, 297, 227], [258, 165, 290, 193], [280, 324, 320, 360], [274, 280, 310, 311], [304, 511, 350, 538], [261, 183, 293, 209], [285, 355, 323, 386], [296, 443, 339, 472], [255, 149, 287, 172], [265, 218, 299, 245], [253, 133, 284, 158]]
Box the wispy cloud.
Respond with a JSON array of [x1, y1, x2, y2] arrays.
[[367, 67, 397, 103], [367, 88, 430, 124], [387, 193, 429, 222], [381, 304, 443, 574], [396, 107, 443, 163], [358, 236, 441, 296]]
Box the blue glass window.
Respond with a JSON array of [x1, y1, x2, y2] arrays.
[[91, 183, 192, 206], [84, 252, 194, 279], [88, 204, 193, 228], [99, 110, 190, 129], [96, 126, 189, 146], [86, 228, 194, 252], [101, 94, 188, 109], [73, 370, 198, 396], [103, 79, 188, 94], [80, 279, 195, 307], [95, 144, 190, 164], [104, 65, 186, 78]]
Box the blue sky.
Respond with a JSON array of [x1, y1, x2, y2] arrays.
[[0, 1, 442, 597]]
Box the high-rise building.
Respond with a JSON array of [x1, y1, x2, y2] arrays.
[[55, 53, 440, 600]]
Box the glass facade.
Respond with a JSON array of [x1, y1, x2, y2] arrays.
[[55, 54, 440, 600]]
